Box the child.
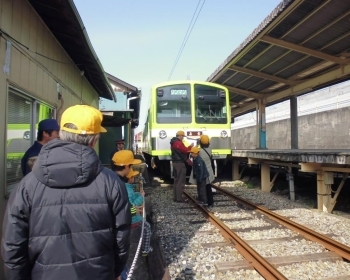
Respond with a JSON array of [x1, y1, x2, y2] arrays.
[[190, 146, 209, 206], [125, 168, 153, 256]]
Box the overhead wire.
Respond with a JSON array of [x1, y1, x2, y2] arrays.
[[167, 0, 206, 81], [0, 28, 81, 65]]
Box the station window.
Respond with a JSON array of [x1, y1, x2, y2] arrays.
[[6, 87, 56, 196]]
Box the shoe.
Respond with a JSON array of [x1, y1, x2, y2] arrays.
[[196, 201, 208, 206], [142, 247, 153, 256]]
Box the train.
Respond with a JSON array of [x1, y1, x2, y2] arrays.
[[141, 80, 232, 177], [7, 103, 55, 186]]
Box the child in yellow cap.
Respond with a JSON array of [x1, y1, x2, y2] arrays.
[[189, 134, 215, 206], [190, 146, 210, 206], [126, 168, 153, 256]]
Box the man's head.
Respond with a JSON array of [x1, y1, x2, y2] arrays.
[[199, 135, 210, 147], [190, 146, 200, 158], [116, 139, 125, 150], [176, 130, 185, 141], [59, 105, 107, 147], [37, 119, 60, 144], [112, 150, 142, 177]]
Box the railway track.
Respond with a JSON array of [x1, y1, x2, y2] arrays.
[[183, 189, 286, 280], [147, 172, 350, 279], [177, 185, 350, 279]]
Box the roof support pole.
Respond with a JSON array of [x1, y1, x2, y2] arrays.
[[232, 159, 240, 181], [261, 162, 270, 192], [256, 99, 266, 149], [317, 171, 325, 212], [290, 96, 298, 149], [287, 166, 295, 202], [317, 171, 333, 212], [124, 120, 131, 151]]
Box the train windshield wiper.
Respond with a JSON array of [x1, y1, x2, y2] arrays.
[[209, 105, 220, 121], [197, 109, 207, 121]]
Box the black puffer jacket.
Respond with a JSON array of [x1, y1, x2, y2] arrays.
[[2, 139, 131, 280]]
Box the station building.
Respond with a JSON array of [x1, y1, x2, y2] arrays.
[[0, 1, 137, 276]]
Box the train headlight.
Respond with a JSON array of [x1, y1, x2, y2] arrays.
[[159, 130, 167, 139], [220, 130, 228, 138]]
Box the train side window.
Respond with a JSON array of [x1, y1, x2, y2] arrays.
[[6, 88, 56, 197]]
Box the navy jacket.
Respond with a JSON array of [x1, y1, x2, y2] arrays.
[[2, 139, 131, 280], [192, 155, 209, 183], [21, 141, 43, 176]]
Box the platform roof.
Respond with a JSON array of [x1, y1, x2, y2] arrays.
[[207, 0, 350, 117], [28, 0, 116, 101]]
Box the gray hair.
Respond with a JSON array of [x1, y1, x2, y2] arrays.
[[59, 123, 99, 146]]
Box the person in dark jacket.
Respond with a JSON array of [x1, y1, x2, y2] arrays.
[[189, 134, 215, 206], [2, 105, 131, 280], [21, 118, 60, 176], [190, 146, 209, 205], [170, 130, 193, 202]]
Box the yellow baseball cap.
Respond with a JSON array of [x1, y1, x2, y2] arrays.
[[190, 146, 200, 154], [60, 105, 107, 134], [176, 130, 185, 136], [112, 150, 142, 166], [126, 168, 140, 179], [200, 135, 210, 145]]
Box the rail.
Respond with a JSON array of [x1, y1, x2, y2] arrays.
[[213, 185, 350, 261], [183, 190, 287, 280]]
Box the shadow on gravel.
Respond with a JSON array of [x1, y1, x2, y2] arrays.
[[144, 167, 216, 280]]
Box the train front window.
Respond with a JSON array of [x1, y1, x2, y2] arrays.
[[194, 84, 228, 124], [156, 84, 191, 124]]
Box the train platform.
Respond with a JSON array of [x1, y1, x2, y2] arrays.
[[231, 149, 350, 213]]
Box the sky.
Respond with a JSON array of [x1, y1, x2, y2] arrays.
[[73, 0, 282, 132]]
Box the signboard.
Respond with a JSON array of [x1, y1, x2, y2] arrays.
[[186, 131, 202, 136]]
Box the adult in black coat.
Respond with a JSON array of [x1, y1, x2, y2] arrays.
[[2, 105, 131, 280]]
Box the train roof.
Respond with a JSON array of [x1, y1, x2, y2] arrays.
[[152, 80, 229, 90]]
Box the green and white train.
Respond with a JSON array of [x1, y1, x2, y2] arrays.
[[142, 80, 232, 177]]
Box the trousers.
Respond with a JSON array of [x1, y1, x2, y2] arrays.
[[206, 184, 214, 206], [196, 180, 207, 203], [173, 162, 186, 202]]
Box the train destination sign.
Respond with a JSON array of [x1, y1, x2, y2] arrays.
[[170, 89, 187, 95]]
